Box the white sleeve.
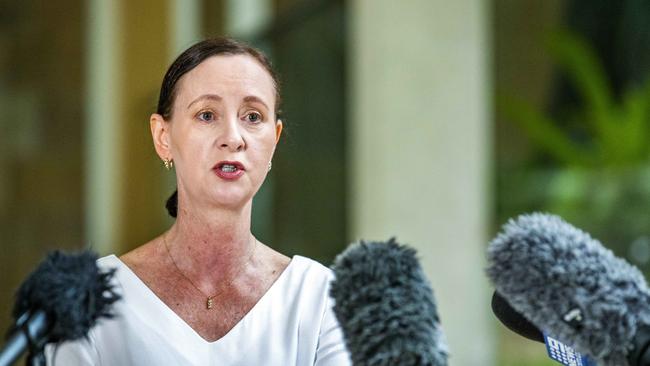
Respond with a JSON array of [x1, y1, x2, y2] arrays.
[[45, 336, 99, 366], [314, 296, 352, 366]]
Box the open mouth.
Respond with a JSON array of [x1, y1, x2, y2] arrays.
[[213, 161, 245, 179], [219, 164, 239, 173]]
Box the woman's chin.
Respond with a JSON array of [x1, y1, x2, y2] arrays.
[[208, 189, 254, 210]]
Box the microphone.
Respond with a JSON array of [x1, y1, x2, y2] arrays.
[[486, 213, 650, 366], [491, 291, 595, 365], [329, 238, 448, 366], [0, 250, 120, 366], [491, 291, 543, 343]]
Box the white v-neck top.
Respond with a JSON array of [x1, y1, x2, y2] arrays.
[[46, 254, 351, 366]]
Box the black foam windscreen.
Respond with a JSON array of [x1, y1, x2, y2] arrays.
[[491, 291, 543, 343]]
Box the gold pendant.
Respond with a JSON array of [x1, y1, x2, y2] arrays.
[[207, 297, 213, 309]]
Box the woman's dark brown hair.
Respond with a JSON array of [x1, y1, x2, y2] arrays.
[[158, 37, 282, 217]]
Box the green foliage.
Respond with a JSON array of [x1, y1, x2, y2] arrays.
[[498, 30, 650, 168], [496, 29, 650, 271]]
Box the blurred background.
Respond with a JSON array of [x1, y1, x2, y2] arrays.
[[1, 0, 649, 365]]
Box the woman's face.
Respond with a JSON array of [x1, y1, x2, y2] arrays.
[[152, 54, 282, 212]]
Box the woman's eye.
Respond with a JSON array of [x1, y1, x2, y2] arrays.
[[246, 112, 262, 123], [197, 111, 215, 122]]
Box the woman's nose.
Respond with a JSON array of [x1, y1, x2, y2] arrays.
[[218, 117, 245, 152]]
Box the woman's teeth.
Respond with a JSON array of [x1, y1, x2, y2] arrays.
[[221, 164, 237, 172]]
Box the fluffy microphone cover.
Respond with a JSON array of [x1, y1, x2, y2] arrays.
[[486, 213, 650, 365], [12, 250, 120, 342], [330, 239, 448, 366]]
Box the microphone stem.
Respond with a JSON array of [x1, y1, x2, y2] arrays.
[[0, 329, 28, 366], [0, 310, 49, 366]]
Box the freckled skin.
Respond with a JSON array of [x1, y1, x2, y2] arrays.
[[121, 55, 290, 342]]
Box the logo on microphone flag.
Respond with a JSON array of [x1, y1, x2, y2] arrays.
[[544, 334, 597, 366]]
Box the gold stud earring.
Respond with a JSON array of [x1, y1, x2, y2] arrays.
[[268, 161, 272, 172], [163, 158, 174, 170]]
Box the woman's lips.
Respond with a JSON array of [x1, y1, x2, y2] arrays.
[[213, 161, 245, 180]]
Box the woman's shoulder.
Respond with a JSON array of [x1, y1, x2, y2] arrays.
[[93, 254, 137, 295], [290, 255, 334, 278], [277, 255, 336, 303], [97, 254, 120, 267], [94, 254, 126, 280], [116, 239, 160, 269]]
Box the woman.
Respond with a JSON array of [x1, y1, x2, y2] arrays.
[[47, 38, 351, 365]]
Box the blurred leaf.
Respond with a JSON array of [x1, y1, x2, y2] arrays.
[[497, 93, 593, 166], [546, 30, 615, 153], [619, 85, 649, 161], [501, 30, 650, 168]]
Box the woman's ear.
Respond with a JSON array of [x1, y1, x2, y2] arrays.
[[275, 120, 283, 144], [150, 113, 171, 160]]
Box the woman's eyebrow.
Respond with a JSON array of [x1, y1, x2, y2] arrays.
[[243, 95, 269, 110], [187, 94, 222, 109]]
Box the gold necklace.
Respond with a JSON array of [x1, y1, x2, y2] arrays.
[[163, 233, 257, 310]]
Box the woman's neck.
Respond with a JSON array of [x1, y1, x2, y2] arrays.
[[165, 202, 257, 286]]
